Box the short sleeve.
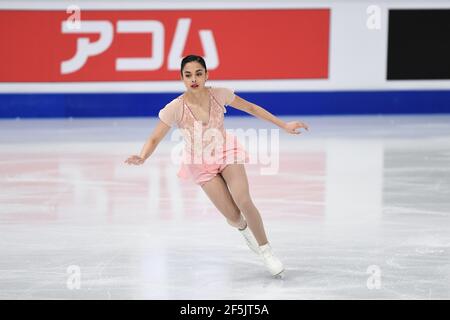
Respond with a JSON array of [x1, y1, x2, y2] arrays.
[[211, 87, 236, 114], [158, 98, 182, 127], [221, 87, 236, 105]]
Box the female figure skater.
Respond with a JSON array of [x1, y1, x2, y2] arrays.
[[125, 55, 309, 276]]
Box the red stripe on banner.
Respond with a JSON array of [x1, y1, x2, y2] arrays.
[[0, 9, 329, 82]]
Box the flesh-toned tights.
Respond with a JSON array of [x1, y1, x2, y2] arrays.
[[200, 164, 268, 246]]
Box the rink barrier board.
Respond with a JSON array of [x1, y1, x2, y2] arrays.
[[387, 9, 450, 80], [1, 90, 450, 118]]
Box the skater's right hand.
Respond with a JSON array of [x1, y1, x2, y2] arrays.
[[124, 155, 145, 165]]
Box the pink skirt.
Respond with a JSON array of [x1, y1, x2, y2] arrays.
[[177, 132, 250, 186]]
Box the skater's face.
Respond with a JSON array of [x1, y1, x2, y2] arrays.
[[181, 61, 208, 92]]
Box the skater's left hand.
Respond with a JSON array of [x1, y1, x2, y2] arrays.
[[283, 121, 309, 135]]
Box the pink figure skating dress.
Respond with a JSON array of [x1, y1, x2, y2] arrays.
[[158, 87, 250, 186]]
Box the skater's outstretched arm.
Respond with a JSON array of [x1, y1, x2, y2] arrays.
[[124, 120, 171, 165], [229, 95, 309, 135]]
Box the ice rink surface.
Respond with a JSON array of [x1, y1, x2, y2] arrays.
[[0, 114, 449, 299]]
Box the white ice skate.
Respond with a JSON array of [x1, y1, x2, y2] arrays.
[[259, 243, 284, 277], [238, 224, 260, 255]]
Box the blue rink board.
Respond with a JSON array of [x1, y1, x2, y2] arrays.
[[1, 90, 450, 118]]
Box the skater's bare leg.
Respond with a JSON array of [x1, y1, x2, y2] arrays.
[[201, 174, 246, 229], [220, 164, 269, 246]]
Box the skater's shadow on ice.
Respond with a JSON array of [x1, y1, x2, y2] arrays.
[[231, 264, 319, 284]]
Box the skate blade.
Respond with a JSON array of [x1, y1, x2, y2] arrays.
[[272, 269, 285, 279]]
